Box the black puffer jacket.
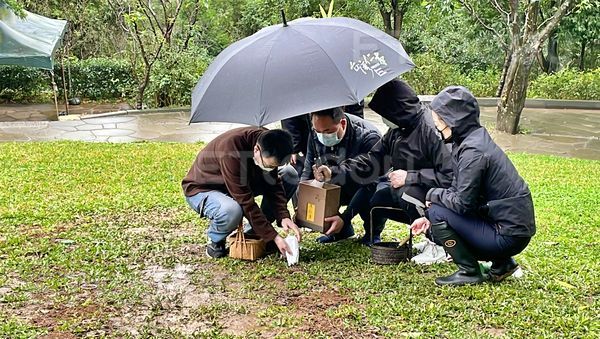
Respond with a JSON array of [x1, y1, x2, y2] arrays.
[[427, 86, 536, 237], [334, 79, 453, 190], [301, 113, 381, 186]]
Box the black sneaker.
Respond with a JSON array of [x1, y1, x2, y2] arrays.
[[489, 258, 519, 282], [316, 223, 355, 244], [205, 240, 228, 259]]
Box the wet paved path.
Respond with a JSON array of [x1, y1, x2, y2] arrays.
[[0, 106, 598, 161]]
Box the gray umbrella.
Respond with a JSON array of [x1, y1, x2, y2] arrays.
[[190, 16, 414, 126]]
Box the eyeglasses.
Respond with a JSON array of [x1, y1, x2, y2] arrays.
[[256, 145, 278, 169]]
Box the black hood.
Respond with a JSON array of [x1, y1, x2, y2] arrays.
[[368, 79, 422, 135], [431, 86, 481, 142]]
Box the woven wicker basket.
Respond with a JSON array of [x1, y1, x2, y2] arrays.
[[228, 223, 265, 261], [372, 238, 412, 265]]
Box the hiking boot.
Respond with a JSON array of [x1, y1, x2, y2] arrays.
[[205, 240, 228, 259]]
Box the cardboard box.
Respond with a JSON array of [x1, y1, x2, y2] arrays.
[[295, 181, 341, 233]]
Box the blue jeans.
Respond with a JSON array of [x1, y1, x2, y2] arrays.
[[186, 165, 298, 243]]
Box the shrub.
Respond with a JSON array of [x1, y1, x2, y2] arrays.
[[0, 58, 135, 103], [63, 58, 136, 101], [0, 66, 50, 102], [402, 53, 500, 97], [462, 69, 501, 97], [145, 49, 212, 107], [401, 53, 468, 95], [528, 68, 600, 100]]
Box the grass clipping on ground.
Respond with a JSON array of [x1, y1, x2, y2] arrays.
[[0, 141, 598, 338]]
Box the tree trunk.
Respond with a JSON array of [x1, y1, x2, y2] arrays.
[[496, 51, 512, 97], [379, 1, 407, 39], [392, 10, 403, 39], [537, 30, 559, 74], [546, 31, 559, 73], [496, 47, 535, 134], [136, 68, 151, 110], [579, 39, 587, 71], [379, 7, 392, 37]]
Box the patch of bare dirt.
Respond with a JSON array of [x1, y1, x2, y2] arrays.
[[478, 327, 508, 337], [39, 333, 77, 339], [110, 261, 262, 336], [221, 314, 261, 336], [4, 208, 266, 336], [285, 288, 371, 337], [30, 302, 104, 329], [1, 286, 109, 338]]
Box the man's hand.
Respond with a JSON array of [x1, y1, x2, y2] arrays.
[[281, 217, 302, 242], [290, 154, 297, 165], [388, 169, 408, 188], [274, 235, 292, 255], [324, 215, 344, 235], [313, 165, 332, 182], [410, 217, 431, 236]]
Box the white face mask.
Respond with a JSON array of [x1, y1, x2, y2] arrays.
[[382, 117, 398, 129], [316, 131, 341, 147], [254, 146, 276, 172], [254, 157, 274, 172]]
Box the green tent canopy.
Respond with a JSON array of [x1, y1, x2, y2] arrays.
[[0, 5, 67, 70]]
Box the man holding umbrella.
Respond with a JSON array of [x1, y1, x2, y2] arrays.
[[182, 127, 302, 259]]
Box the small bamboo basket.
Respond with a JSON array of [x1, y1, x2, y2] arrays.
[[369, 206, 413, 265], [228, 223, 265, 261]]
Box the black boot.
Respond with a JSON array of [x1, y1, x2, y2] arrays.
[[431, 222, 486, 286], [489, 257, 519, 282]]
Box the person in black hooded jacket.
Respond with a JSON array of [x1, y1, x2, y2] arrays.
[[410, 86, 536, 286], [321, 80, 453, 245]]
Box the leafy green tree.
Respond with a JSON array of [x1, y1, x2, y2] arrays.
[[332, 0, 381, 24], [238, 0, 321, 37], [11, 1, 125, 58], [0, 0, 22, 12], [401, 4, 503, 72], [375, 0, 417, 39], [560, 0, 600, 70], [452, 0, 576, 134], [108, 0, 188, 109]]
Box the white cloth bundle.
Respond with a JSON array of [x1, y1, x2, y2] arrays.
[[284, 235, 299, 266]]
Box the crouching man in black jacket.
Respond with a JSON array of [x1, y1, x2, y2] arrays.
[[411, 86, 536, 286], [321, 80, 453, 246]]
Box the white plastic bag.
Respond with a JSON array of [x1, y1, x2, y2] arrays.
[[309, 179, 325, 188], [284, 235, 299, 266]]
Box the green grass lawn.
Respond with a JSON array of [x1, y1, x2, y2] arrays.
[[0, 141, 598, 338]]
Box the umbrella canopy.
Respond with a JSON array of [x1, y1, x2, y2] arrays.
[[190, 17, 414, 126], [0, 4, 67, 70]]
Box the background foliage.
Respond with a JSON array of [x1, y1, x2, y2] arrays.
[[0, 0, 598, 105]]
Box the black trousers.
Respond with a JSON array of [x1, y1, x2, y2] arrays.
[[428, 204, 531, 261], [369, 180, 427, 236]]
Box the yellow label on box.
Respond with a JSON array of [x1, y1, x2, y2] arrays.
[[306, 203, 315, 222]]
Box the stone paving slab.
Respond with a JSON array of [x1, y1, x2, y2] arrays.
[[0, 103, 133, 122], [0, 107, 598, 161]]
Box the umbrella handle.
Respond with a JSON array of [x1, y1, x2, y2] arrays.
[[281, 9, 288, 27]]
